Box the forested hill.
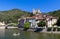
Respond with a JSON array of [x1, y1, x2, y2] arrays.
[[47, 10, 60, 17], [0, 9, 32, 24], [0, 9, 60, 24]]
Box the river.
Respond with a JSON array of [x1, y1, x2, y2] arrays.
[[0, 29, 60, 39]]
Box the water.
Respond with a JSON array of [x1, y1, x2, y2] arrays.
[[0, 29, 60, 39]]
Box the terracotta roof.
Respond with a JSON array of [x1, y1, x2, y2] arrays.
[[26, 13, 58, 20], [46, 15, 58, 19]]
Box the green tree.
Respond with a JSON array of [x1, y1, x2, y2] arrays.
[[56, 17, 60, 26], [24, 22, 31, 31], [0, 9, 31, 24], [24, 22, 30, 29], [37, 21, 46, 27]]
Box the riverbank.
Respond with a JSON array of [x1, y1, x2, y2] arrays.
[[41, 31, 60, 34], [0, 26, 5, 29], [0, 26, 60, 34], [18, 28, 60, 34], [7, 26, 18, 29], [0, 25, 18, 29]]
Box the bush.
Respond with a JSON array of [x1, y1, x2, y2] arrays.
[[56, 17, 60, 26], [24, 22, 30, 29], [37, 21, 46, 27], [7, 23, 18, 26]]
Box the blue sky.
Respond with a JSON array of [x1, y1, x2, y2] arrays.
[[0, 0, 60, 12]]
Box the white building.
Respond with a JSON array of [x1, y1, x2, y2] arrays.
[[46, 16, 58, 27]]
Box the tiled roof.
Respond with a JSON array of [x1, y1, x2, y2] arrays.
[[26, 13, 58, 20]]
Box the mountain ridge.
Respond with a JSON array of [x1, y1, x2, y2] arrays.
[[0, 9, 32, 24]]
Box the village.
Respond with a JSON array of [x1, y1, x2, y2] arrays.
[[0, 8, 59, 33], [17, 9, 60, 32], [0, 9, 60, 32], [0, 0, 60, 39]]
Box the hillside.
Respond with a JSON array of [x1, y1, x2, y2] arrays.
[[47, 10, 60, 17], [0, 9, 32, 24], [0, 9, 60, 24]]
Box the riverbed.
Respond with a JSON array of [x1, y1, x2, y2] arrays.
[[0, 29, 60, 39]]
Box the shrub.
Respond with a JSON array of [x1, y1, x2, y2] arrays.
[[56, 17, 60, 26], [7, 23, 18, 26], [24, 22, 30, 29], [37, 21, 46, 27]]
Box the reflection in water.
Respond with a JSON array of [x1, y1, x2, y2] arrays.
[[0, 29, 60, 39], [13, 33, 20, 36], [0, 29, 5, 39]]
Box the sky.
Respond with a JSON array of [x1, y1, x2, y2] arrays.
[[0, 0, 60, 12]]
